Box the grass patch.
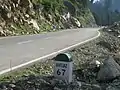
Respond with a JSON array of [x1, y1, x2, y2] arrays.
[[0, 60, 54, 82]]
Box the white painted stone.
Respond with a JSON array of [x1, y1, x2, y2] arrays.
[[54, 61, 73, 83]]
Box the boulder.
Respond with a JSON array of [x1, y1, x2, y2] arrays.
[[29, 19, 39, 30], [71, 17, 81, 27], [97, 56, 120, 82]]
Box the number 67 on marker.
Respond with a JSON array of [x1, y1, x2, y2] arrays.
[[54, 53, 73, 83]]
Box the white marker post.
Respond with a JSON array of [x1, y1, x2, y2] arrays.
[[54, 53, 73, 83]]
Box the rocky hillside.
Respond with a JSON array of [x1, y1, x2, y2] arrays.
[[0, 0, 95, 37]]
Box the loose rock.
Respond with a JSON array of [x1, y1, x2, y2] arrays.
[[97, 56, 120, 82]]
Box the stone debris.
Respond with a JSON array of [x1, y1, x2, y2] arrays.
[[97, 56, 120, 82]]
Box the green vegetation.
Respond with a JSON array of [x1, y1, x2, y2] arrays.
[[0, 0, 96, 36], [0, 60, 54, 82]]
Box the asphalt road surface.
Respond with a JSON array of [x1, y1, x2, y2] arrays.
[[0, 28, 100, 74]]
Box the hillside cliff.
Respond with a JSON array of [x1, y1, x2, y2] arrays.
[[0, 0, 95, 36]]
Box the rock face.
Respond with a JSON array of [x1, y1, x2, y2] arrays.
[[97, 56, 120, 82], [0, 0, 95, 36]]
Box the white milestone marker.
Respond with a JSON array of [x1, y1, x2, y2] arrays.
[[54, 53, 73, 83]]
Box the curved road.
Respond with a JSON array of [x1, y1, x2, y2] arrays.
[[0, 28, 100, 75]]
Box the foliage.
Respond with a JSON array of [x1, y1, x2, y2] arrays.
[[37, 0, 64, 14], [0, 0, 95, 36]]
